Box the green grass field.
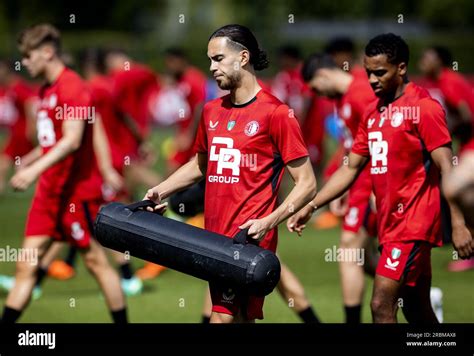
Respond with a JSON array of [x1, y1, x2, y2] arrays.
[[0, 130, 472, 323]]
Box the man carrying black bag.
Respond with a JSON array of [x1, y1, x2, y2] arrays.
[[144, 24, 317, 323]]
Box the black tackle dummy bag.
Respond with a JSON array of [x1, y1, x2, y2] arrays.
[[94, 200, 281, 296], [169, 180, 205, 217]]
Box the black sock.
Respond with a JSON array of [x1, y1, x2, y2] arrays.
[[119, 263, 133, 280], [345, 305, 362, 324], [1, 306, 22, 323], [111, 308, 128, 324], [201, 315, 210, 324], [35, 267, 48, 287], [65, 247, 78, 268], [298, 306, 321, 323]]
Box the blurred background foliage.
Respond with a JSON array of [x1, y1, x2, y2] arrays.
[[0, 0, 473, 74]]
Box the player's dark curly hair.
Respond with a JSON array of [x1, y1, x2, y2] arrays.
[[209, 24, 269, 71], [325, 37, 355, 55], [79, 47, 106, 74], [430, 46, 452, 67], [365, 33, 409, 65], [301, 53, 337, 82]]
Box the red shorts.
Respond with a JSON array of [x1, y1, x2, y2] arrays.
[[25, 192, 103, 249], [210, 283, 265, 320], [376, 241, 432, 287]]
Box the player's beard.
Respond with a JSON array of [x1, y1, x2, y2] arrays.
[[216, 71, 241, 90]]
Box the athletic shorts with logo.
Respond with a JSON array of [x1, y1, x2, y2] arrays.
[[376, 241, 432, 287], [25, 192, 103, 249]]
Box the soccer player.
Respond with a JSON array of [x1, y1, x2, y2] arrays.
[[0, 59, 37, 195], [163, 47, 207, 172], [418, 46, 474, 149], [300, 53, 377, 323], [288, 33, 472, 323], [136, 48, 207, 280], [169, 181, 321, 323], [82, 47, 143, 295], [419, 46, 474, 272], [271, 45, 311, 121], [324, 37, 366, 79], [104, 48, 161, 195], [1, 24, 127, 323], [143, 24, 316, 323]]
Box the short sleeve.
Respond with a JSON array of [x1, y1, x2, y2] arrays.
[[60, 77, 91, 120], [415, 98, 452, 152], [351, 112, 370, 157], [193, 108, 208, 154], [269, 104, 308, 164]]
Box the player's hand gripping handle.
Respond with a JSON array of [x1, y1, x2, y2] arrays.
[[233, 228, 259, 246]]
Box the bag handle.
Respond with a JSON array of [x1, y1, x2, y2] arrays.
[[233, 228, 259, 246], [126, 200, 157, 212]]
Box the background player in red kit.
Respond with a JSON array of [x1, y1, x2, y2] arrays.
[[271, 45, 311, 121], [419, 46, 474, 272], [0, 59, 37, 195], [143, 24, 316, 323], [288, 33, 472, 323], [136, 48, 208, 281], [163, 47, 207, 172], [104, 49, 161, 195], [301, 53, 377, 323], [418, 46, 474, 150], [1, 24, 127, 323]]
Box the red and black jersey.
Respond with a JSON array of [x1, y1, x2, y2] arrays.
[[194, 90, 308, 251], [352, 82, 451, 246]]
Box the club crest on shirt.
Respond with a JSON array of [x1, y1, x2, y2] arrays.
[[391, 247, 401, 259], [341, 103, 351, 119], [227, 120, 236, 131], [244, 121, 259, 136], [48, 94, 57, 109], [391, 112, 404, 128]]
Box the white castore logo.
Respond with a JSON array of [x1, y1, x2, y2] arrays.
[[209, 120, 219, 130], [384, 257, 399, 271], [208, 137, 241, 184], [368, 131, 388, 175]]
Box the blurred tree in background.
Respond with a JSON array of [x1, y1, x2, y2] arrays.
[[0, 0, 472, 73]]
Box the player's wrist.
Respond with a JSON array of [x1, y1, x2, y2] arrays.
[[308, 200, 318, 212], [27, 162, 42, 177]]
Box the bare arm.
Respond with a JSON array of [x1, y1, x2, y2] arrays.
[[443, 151, 474, 229], [11, 119, 85, 191], [31, 120, 85, 173], [287, 152, 368, 235], [17, 146, 42, 169], [144, 153, 207, 209], [24, 98, 38, 145], [313, 152, 369, 209], [432, 146, 472, 258], [240, 157, 316, 238]]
